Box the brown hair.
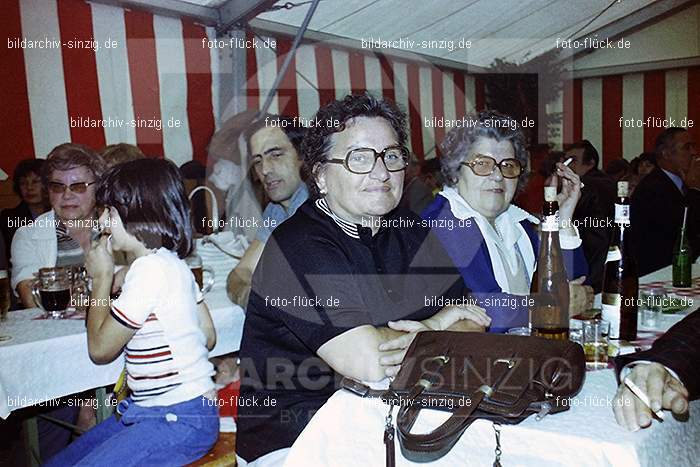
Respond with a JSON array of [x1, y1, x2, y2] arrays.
[[42, 143, 106, 186]]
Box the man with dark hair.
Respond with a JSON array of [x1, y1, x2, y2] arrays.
[[226, 115, 308, 307], [631, 127, 699, 275], [565, 140, 616, 292]]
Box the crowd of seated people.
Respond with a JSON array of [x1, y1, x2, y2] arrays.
[[2, 92, 698, 466]]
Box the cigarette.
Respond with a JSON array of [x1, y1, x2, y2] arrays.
[[560, 157, 585, 188], [623, 377, 665, 421]]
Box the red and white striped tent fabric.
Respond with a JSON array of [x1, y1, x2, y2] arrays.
[[563, 68, 700, 163], [2, 0, 489, 179], [5, 0, 696, 178], [2, 0, 217, 176], [243, 31, 486, 160]]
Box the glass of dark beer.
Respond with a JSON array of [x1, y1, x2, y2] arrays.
[[185, 254, 215, 295], [31, 267, 72, 319]]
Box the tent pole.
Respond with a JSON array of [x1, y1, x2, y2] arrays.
[[257, 0, 321, 119]]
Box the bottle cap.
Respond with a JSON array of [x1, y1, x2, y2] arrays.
[[544, 186, 557, 202], [617, 181, 628, 197]]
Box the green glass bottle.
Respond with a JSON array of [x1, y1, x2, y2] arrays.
[[672, 206, 692, 288]]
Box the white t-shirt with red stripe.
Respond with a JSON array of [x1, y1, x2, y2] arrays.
[[111, 248, 215, 406]]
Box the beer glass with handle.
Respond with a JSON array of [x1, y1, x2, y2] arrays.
[[31, 267, 72, 319]]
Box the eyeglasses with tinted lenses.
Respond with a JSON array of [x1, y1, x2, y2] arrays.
[[326, 146, 409, 174], [47, 181, 98, 194], [461, 156, 523, 179]]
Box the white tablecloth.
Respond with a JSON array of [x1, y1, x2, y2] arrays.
[[285, 370, 700, 467], [0, 289, 244, 419], [285, 264, 700, 467]]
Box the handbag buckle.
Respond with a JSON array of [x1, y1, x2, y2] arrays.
[[427, 355, 450, 365], [494, 358, 515, 369]]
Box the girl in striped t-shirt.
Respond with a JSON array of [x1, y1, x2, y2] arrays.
[[46, 159, 218, 467]]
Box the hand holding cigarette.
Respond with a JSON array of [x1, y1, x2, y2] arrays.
[[613, 362, 689, 431]]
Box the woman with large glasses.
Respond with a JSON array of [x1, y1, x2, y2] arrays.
[[422, 110, 593, 333], [11, 143, 106, 311], [235, 94, 491, 466], [8, 143, 106, 460]]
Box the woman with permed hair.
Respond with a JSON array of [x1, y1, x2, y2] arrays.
[[422, 110, 593, 332], [236, 93, 490, 465]]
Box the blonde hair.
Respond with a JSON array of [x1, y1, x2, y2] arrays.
[[100, 143, 145, 168]]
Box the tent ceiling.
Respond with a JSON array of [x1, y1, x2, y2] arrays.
[[106, 0, 686, 69], [250, 0, 658, 67]]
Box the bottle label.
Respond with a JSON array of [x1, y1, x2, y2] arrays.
[[601, 300, 621, 339], [614, 204, 629, 225], [542, 214, 559, 232], [605, 247, 622, 263]]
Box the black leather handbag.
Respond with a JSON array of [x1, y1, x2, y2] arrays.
[[342, 331, 586, 466]]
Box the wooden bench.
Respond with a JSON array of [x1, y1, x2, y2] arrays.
[[188, 432, 237, 467]]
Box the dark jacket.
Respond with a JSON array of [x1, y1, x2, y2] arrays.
[[574, 168, 616, 293], [616, 309, 700, 400], [630, 167, 700, 276]]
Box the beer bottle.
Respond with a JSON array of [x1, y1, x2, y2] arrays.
[[672, 206, 692, 287], [530, 186, 569, 340], [602, 181, 638, 340]]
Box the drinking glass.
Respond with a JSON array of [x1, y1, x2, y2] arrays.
[[185, 254, 215, 294], [69, 265, 91, 313], [569, 318, 583, 346], [582, 319, 609, 370], [31, 267, 72, 319], [640, 287, 666, 328]]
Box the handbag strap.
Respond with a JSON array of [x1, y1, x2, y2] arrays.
[[394, 356, 516, 464], [188, 186, 219, 233], [395, 382, 488, 462]]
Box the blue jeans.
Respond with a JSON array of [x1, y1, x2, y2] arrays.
[[44, 395, 219, 466]]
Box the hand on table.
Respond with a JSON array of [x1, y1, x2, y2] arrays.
[[422, 304, 491, 331], [569, 276, 594, 317], [377, 306, 491, 377], [613, 363, 689, 431], [378, 320, 430, 377]]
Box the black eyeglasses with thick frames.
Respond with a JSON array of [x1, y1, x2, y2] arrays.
[[326, 146, 409, 174], [461, 155, 523, 179], [47, 181, 98, 194]]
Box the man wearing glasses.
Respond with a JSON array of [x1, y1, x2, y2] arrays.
[[11, 143, 106, 310], [236, 94, 490, 466]]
